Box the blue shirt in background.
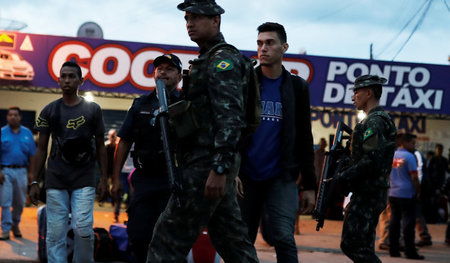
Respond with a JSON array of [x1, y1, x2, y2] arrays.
[[1, 125, 36, 166], [389, 148, 418, 198], [243, 75, 283, 181]]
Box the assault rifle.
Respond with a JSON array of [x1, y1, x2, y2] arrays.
[[155, 79, 182, 207], [313, 120, 352, 231]]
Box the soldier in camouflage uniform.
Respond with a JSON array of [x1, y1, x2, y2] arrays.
[[146, 1, 259, 262], [336, 75, 397, 263]]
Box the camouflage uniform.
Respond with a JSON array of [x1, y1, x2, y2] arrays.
[[146, 21, 258, 263], [338, 105, 397, 262]]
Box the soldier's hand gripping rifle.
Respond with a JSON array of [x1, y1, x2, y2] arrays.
[[313, 120, 352, 231], [155, 78, 182, 207]]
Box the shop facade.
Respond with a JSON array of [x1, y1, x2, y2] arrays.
[[1, 31, 449, 153]]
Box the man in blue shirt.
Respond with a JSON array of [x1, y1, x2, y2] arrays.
[[0, 106, 36, 240], [238, 22, 316, 263], [389, 133, 424, 259]]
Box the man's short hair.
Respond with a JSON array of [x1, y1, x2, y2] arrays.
[[8, 106, 21, 115], [257, 22, 287, 44], [61, 61, 82, 79], [397, 133, 416, 145]]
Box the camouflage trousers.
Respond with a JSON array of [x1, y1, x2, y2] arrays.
[[146, 156, 259, 263], [341, 190, 388, 263]]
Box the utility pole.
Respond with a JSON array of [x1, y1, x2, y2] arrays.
[[370, 43, 373, 60]]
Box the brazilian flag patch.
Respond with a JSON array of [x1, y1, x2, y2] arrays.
[[363, 128, 374, 140], [215, 60, 233, 72]]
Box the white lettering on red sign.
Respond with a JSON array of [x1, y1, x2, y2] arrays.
[[48, 41, 314, 91]]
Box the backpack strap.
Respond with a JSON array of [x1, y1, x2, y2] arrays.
[[50, 98, 63, 136]]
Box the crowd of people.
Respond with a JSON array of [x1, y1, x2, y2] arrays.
[[1, 1, 449, 263]]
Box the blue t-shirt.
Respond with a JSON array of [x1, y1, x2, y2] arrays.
[[389, 148, 418, 198], [1, 125, 36, 166], [243, 75, 283, 181]]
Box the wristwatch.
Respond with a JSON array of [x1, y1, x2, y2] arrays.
[[213, 165, 226, 175]]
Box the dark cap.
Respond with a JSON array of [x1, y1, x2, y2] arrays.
[[177, 0, 225, 15], [153, 54, 182, 72], [351, 74, 387, 90]]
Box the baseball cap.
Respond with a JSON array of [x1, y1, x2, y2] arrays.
[[177, 0, 225, 15], [351, 74, 387, 90], [153, 54, 182, 72]]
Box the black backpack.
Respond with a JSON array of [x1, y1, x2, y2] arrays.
[[206, 43, 262, 140], [93, 227, 118, 262]]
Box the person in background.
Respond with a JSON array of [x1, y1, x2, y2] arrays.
[[114, 142, 133, 223], [388, 133, 424, 259], [441, 175, 450, 246], [425, 144, 449, 223], [335, 74, 397, 263], [378, 145, 433, 251], [29, 61, 108, 263], [238, 22, 316, 263], [111, 54, 182, 263], [100, 129, 118, 207], [0, 106, 36, 240], [414, 148, 433, 247], [147, 1, 259, 262], [314, 138, 327, 185]]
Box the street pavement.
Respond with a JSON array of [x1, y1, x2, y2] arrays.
[[0, 205, 449, 263]]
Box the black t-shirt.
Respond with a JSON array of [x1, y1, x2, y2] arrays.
[[35, 98, 105, 190]]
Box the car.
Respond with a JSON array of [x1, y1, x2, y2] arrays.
[[0, 49, 35, 81]]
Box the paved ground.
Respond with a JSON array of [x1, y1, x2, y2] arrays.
[[0, 204, 449, 263]]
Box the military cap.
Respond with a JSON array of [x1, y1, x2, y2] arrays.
[[177, 0, 225, 15], [351, 74, 387, 90], [153, 54, 183, 72]]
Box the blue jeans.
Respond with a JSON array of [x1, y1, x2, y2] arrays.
[[0, 167, 28, 233], [239, 174, 298, 263], [46, 187, 95, 263]]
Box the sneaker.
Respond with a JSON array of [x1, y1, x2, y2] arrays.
[[379, 243, 390, 250], [389, 251, 401, 257], [415, 240, 432, 247], [0, 232, 10, 240], [405, 253, 425, 260], [11, 225, 22, 238]]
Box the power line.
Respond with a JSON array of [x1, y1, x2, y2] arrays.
[[443, 0, 450, 11], [392, 0, 433, 61], [375, 0, 429, 58]]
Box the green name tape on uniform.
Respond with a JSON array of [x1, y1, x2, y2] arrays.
[[215, 60, 233, 72], [363, 128, 374, 140]]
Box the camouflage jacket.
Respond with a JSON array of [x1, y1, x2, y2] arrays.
[[180, 33, 247, 176], [339, 106, 397, 193]]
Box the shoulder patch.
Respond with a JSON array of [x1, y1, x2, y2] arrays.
[[215, 60, 233, 72], [363, 128, 374, 140]]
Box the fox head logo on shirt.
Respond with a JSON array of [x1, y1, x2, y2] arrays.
[[66, 116, 86, 130]]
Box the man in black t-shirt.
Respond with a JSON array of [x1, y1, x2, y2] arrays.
[[30, 61, 108, 263]]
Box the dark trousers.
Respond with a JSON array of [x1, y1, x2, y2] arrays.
[[389, 196, 417, 255], [239, 174, 298, 263], [341, 191, 387, 263], [147, 158, 259, 263], [127, 169, 171, 263]]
